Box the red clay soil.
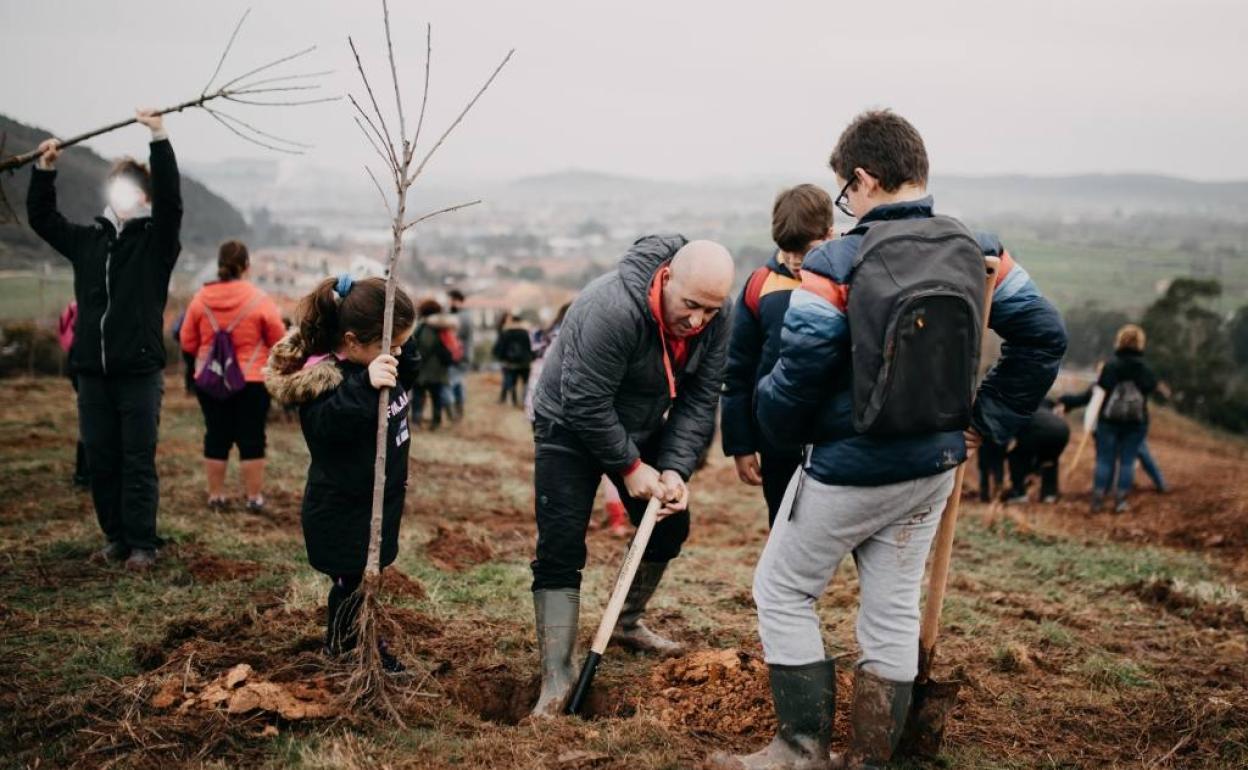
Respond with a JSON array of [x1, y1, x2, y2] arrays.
[[983, 408, 1248, 567], [425, 523, 495, 571]]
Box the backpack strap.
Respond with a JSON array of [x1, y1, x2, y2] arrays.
[[743, 265, 772, 320], [225, 291, 265, 334]]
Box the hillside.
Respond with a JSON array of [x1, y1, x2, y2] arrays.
[[0, 372, 1243, 768], [0, 115, 248, 269]]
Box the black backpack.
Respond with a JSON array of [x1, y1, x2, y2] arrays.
[[847, 216, 987, 436], [1102, 380, 1146, 423], [500, 329, 533, 365]]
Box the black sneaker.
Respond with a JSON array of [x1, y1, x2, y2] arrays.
[[208, 497, 229, 512], [246, 496, 266, 514], [124, 548, 158, 572]]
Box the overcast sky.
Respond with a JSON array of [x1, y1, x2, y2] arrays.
[[2, 0, 1246, 184]]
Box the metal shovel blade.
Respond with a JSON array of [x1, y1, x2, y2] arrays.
[[898, 676, 962, 758]]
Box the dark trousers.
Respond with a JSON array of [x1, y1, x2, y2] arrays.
[[531, 419, 690, 591], [1007, 445, 1062, 499], [413, 384, 444, 428], [77, 371, 163, 550], [326, 573, 364, 652], [500, 367, 530, 406], [760, 450, 802, 528], [195, 382, 270, 460]]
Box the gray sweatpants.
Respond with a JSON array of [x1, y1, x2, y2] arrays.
[[753, 467, 956, 682]]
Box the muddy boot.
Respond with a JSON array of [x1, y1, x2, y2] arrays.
[[840, 667, 913, 770], [708, 659, 835, 769], [610, 561, 684, 657], [531, 588, 579, 719]]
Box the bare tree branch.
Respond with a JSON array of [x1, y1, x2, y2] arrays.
[[233, 69, 335, 90], [205, 109, 302, 154], [206, 107, 312, 149], [407, 48, 514, 185], [348, 94, 400, 174], [402, 199, 481, 231], [231, 84, 325, 96], [201, 8, 250, 96], [410, 23, 432, 156], [348, 37, 398, 166], [353, 116, 398, 179], [381, 0, 408, 162], [223, 94, 340, 107], [218, 45, 318, 91], [364, 165, 394, 219]]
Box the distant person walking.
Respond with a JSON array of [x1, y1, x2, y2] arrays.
[[411, 299, 460, 431], [180, 241, 285, 512], [1061, 324, 1159, 513], [444, 289, 474, 421], [494, 311, 534, 407], [27, 110, 181, 571]]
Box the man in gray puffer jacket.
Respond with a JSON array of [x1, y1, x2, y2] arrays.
[[528, 234, 734, 718]]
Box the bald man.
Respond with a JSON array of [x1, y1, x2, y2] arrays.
[[527, 234, 734, 718]]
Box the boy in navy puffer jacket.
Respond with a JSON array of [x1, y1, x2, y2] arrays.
[[721, 184, 834, 527]]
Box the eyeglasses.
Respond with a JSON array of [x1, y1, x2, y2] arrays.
[[834, 178, 855, 218]]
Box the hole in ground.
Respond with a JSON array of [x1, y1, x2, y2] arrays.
[[449, 671, 634, 725]]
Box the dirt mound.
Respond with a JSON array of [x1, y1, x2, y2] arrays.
[[1132, 577, 1248, 630], [186, 554, 265, 584], [149, 662, 339, 720], [646, 649, 774, 738], [381, 566, 427, 600], [425, 524, 494, 571]]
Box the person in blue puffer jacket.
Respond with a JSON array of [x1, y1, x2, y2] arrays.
[[713, 110, 1067, 770], [721, 184, 835, 528]]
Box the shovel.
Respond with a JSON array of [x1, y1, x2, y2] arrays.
[[898, 255, 999, 756], [566, 496, 663, 715]]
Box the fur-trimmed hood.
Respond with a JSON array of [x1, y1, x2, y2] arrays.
[[263, 329, 344, 406]]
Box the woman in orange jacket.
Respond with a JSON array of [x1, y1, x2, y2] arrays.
[[180, 240, 286, 511]]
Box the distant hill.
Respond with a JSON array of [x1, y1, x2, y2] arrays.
[[0, 115, 248, 269], [506, 168, 1248, 221]]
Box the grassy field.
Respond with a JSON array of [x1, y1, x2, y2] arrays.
[[0, 373, 1245, 769], [0, 270, 74, 322]]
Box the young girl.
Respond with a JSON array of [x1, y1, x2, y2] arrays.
[[265, 274, 418, 672]]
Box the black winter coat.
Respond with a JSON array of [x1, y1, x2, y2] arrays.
[[265, 331, 419, 576], [529, 234, 730, 479], [27, 139, 183, 376]]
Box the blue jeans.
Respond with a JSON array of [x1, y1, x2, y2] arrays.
[[1093, 423, 1147, 498], [1137, 440, 1166, 489]]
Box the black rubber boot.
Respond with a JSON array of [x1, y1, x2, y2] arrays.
[[531, 588, 579, 718], [610, 561, 684, 657], [708, 659, 836, 769], [843, 667, 913, 769]]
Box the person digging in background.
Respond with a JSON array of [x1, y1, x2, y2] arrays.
[[180, 240, 285, 513], [527, 236, 734, 718], [57, 301, 90, 489], [979, 399, 1070, 504], [722, 183, 834, 528], [1058, 324, 1161, 513], [27, 110, 182, 572], [264, 275, 419, 673], [714, 110, 1067, 770]]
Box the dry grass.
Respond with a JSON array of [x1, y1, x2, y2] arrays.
[[0, 373, 1245, 768]]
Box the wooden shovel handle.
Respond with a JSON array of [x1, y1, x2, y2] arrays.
[[588, 496, 663, 655], [917, 255, 1000, 682]]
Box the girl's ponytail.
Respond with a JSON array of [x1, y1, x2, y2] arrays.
[[295, 275, 416, 355], [298, 277, 341, 355]]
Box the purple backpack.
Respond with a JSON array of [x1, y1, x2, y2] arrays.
[[194, 294, 263, 400]]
